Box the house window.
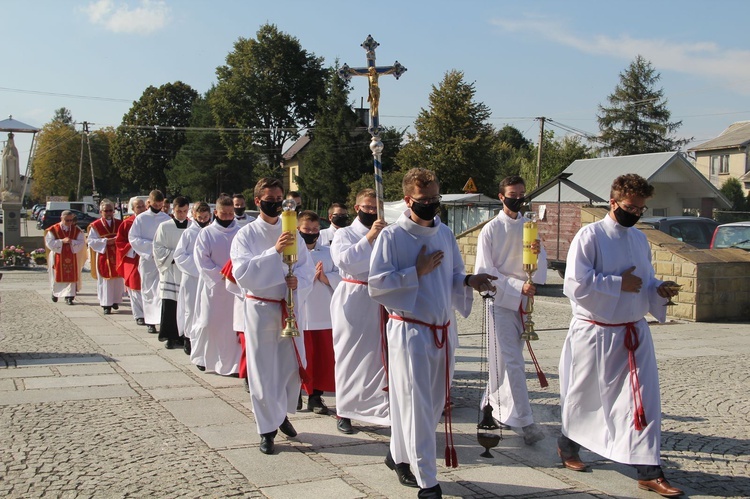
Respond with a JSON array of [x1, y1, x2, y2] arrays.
[[712, 154, 730, 174]]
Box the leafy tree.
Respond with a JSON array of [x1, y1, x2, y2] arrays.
[[111, 81, 198, 193], [494, 124, 533, 187], [168, 91, 255, 201], [210, 23, 326, 179], [31, 120, 82, 200], [52, 107, 74, 126], [88, 127, 122, 198], [720, 177, 748, 211], [519, 131, 594, 188], [597, 55, 690, 156], [396, 70, 499, 195]]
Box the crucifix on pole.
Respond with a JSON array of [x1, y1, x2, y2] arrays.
[[338, 34, 406, 220]]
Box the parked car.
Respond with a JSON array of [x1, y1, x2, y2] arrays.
[[37, 209, 98, 231], [638, 216, 719, 249], [710, 221, 750, 251], [31, 204, 45, 220]]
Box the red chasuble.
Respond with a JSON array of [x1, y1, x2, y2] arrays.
[[47, 223, 82, 283], [90, 218, 122, 279], [115, 216, 141, 290]]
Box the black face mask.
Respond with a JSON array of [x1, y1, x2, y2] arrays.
[[215, 218, 233, 228], [502, 196, 525, 214], [150, 206, 161, 214], [331, 214, 349, 228], [613, 205, 641, 228], [234, 207, 246, 217], [299, 232, 319, 245], [357, 210, 378, 228], [410, 201, 440, 221], [259, 200, 283, 218], [197, 220, 211, 228], [175, 219, 189, 229]]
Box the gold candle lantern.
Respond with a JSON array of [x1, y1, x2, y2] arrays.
[[280, 199, 300, 338], [521, 212, 539, 341]]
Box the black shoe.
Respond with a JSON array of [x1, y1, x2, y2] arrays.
[[183, 338, 191, 355], [112, 303, 119, 310], [51, 294, 58, 303], [65, 297, 74, 305], [337, 417, 353, 434], [307, 395, 329, 415], [158, 335, 168, 342], [197, 365, 205, 372], [278, 417, 297, 438], [136, 318, 146, 326], [418, 484, 443, 498], [259, 431, 277, 455], [147, 325, 157, 334], [297, 392, 303, 410], [103, 307, 111, 315], [385, 450, 419, 488], [165, 339, 176, 349]]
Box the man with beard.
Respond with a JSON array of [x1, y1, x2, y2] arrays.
[[45, 210, 86, 305], [318, 203, 348, 246], [153, 196, 190, 349], [191, 196, 243, 375], [129, 190, 171, 334], [329, 189, 390, 437], [116, 198, 147, 325], [230, 177, 314, 455], [88, 199, 124, 314], [174, 202, 211, 355]]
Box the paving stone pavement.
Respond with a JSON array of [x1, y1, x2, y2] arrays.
[[1, 268, 748, 498]]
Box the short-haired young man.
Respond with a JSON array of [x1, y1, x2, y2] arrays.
[[474, 175, 547, 445], [558, 174, 683, 497], [319, 203, 348, 246], [369, 168, 495, 499]]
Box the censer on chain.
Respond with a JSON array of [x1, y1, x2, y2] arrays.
[[477, 289, 502, 457], [280, 198, 300, 338]]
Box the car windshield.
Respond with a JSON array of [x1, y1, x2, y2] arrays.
[[714, 226, 750, 250]]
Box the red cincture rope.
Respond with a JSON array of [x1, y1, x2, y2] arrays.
[[343, 278, 390, 392], [388, 315, 458, 469], [583, 319, 647, 431], [518, 304, 548, 388], [245, 294, 310, 385]]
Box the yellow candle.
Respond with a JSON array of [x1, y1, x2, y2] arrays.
[[281, 210, 297, 257], [523, 220, 538, 265]]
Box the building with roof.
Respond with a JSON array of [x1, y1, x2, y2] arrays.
[[688, 121, 750, 195], [384, 193, 502, 233]]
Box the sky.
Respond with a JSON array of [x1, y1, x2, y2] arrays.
[[2, 0, 749, 178]]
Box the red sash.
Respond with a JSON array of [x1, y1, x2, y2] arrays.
[[388, 314, 458, 469], [582, 319, 648, 431], [91, 218, 121, 279], [115, 217, 141, 290], [48, 223, 82, 283]]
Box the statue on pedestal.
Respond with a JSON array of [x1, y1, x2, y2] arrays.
[[1, 132, 21, 201]]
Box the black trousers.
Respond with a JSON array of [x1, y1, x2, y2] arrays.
[[159, 299, 179, 341], [558, 435, 663, 480]]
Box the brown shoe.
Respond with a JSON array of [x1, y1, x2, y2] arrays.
[[557, 447, 588, 471], [637, 478, 684, 497]]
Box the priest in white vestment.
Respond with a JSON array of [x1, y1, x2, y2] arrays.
[[87, 200, 124, 314], [45, 211, 86, 305], [153, 197, 190, 349], [129, 190, 171, 334], [369, 168, 496, 498], [474, 176, 547, 446], [191, 196, 242, 375], [329, 189, 389, 435], [230, 178, 314, 455], [174, 202, 211, 356], [559, 174, 683, 498]]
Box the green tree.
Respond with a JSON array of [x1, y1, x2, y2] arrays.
[[168, 91, 255, 201], [111, 81, 198, 193], [88, 127, 122, 198], [52, 107, 74, 126], [720, 177, 748, 211], [494, 125, 533, 187], [396, 70, 499, 195], [597, 55, 690, 156], [31, 120, 82, 200], [520, 131, 594, 188], [210, 24, 326, 179]]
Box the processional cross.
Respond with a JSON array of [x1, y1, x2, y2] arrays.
[[338, 35, 406, 220]]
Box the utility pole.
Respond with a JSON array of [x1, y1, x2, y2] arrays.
[[535, 117, 545, 189]]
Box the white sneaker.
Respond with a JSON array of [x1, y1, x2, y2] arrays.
[[522, 423, 545, 445]]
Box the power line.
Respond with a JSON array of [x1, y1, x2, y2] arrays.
[[0, 86, 132, 103]]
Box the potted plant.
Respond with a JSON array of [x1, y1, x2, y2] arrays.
[[0, 245, 31, 268], [32, 248, 47, 266]]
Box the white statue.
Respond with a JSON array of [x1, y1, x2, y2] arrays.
[[1, 132, 21, 200]]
